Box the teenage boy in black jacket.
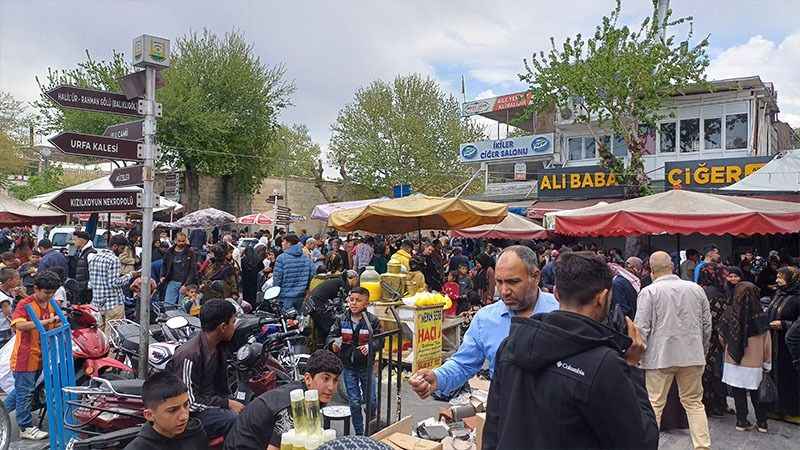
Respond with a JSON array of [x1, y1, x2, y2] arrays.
[[124, 372, 208, 450], [483, 251, 658, 450], [327, 287, 383, 435]]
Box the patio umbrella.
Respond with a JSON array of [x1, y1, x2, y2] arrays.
[[327, 194, 507, 234], [451, 212, 548, 240], [310, 197, 389, 221], [0, 192, 64, 226], [552, 189, 800, 236], [154, 207, 235, 229], [236, 210, 306, 226]]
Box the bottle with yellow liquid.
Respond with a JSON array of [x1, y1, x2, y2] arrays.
[[290, 389, 307, 437], [280, 430, 296, 450], [304, 389, 322, 438], [360, 266, 382, 301]]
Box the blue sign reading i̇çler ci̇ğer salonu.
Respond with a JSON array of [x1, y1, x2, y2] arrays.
[[458, 133, 554, 163]]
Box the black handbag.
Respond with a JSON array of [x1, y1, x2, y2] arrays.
[[758, 372, 778, 404]]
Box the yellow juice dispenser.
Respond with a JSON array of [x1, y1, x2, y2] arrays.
[[360, 266, 382, 302]]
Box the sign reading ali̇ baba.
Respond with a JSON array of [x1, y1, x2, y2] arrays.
[[459, 133, 554, 163], [537, 165, 624, 200], [664, 156, 772, 190]]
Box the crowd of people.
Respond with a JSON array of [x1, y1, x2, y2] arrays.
[[1, 223, 800, 448]]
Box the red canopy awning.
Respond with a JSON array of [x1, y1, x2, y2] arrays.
[[527, 198, 624, 220], [0, 193, 64, 226], [553, 190, 800, 237]]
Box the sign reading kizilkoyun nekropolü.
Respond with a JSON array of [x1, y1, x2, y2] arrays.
[[459, 133, 554, 163], [48, 190, 142, 214]]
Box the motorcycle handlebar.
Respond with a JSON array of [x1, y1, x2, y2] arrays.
[[267, 330, 301, 341]]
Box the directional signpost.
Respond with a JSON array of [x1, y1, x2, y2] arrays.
[[45, 85, 142, 116], [48, 190, 142, 214], [103, 120, 144, 141], [49, 132, 143, 162], [109, 165, 144, 188]]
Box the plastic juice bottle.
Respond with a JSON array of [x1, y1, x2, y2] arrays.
[[304, 389, 322, 437], [322, 429, 337, 443], [360, 266, 382, 301], [280, 430, 296, 450], [290, 389, 307, 436], [305, 434, 322, 450]]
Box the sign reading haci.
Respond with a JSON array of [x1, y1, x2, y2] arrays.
[[459, 133, 554, 163], [45, 85, 142, 116], [664, 156, 772, 191], [538, 165, 625, 200]]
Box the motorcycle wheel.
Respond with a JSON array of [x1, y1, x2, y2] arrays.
[[0, 402, 9, 450]]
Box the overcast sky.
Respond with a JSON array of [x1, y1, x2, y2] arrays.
[[2, 0, 799, 161]]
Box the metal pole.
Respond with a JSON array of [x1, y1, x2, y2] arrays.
[[138, 66, 157, 379]]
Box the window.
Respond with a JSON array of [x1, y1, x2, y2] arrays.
[[659, 122, 676, 153], [568, 137, 583, 161], [584, 137, 597, 159], [726, 113, 748, 149], [612, 135, 628, 157], [704, 118, 721, 150], [679, 118, 700, 152]]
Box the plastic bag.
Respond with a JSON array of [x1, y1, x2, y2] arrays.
[[0, 336, 16, 393], [758, 372, 778, 404]]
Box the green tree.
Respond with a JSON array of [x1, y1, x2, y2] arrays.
[[328, 74, 485, 196], [520, 0, 709, 196], [9, 166, 65, 200], [267, 124, 320, 179], [158, 30, 294, 211], [33, 30, 294, 213], [0, 92, 31, 188]]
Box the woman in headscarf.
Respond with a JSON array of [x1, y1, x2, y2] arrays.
[[200, 244, 239, 300], [767, 266, 800, 423], [474, 253, 496, 305], [240, 244, 264, 304], [698, 262, 731, 416], [720, 281, 771, 432]]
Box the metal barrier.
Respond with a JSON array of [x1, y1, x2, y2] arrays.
[[27, 299, 75, 450], [365, 305, 404, 435]]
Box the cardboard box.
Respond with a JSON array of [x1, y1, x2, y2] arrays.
[[474, 413, 486, 450], [371, 416, 443, 450]]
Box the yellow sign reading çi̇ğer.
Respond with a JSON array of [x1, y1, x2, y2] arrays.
[[664, 156, 771, 190]]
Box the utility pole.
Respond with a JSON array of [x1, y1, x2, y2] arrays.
[[132, 35, 170, 380], [655, 0, 670, 41]]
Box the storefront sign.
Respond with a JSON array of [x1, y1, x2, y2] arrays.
[[537, 165, 625, 200], [459, 133, 554, 163], [462, 91, 532, 116], [664, 156, 772, 190], [412, 306, 443, 372], [514, 163, 527, 181], [485, 181, 535, 197]]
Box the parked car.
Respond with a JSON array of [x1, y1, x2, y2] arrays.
[[49, 227, 112, 252]]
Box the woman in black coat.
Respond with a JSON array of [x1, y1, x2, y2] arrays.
[[767, 266, 800, 423], [240, 245, 264, 304]]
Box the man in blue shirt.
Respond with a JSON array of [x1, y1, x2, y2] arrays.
[[692, 245, 720, 283], [409, 245, 559, 398]]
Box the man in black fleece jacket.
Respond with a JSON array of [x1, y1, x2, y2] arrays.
[[483, 251, 658, 450], [124, 372, 208, 450]]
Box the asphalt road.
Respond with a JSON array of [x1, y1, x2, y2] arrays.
[[9, 378, 800, 449]]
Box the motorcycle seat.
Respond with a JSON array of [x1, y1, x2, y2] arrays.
[[108, 379, 145, 396], [115, 323, 141, 353]]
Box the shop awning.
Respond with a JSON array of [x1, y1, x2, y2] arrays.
[[527, 198, 624, 220], [0, 193, 64, 226], [722, 150, 800, 193], [451, 213, 548, 240], [551, 189, 800, 237]]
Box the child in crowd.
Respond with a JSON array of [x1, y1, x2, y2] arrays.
[[0, 298, 12, 348], [5, 271, 62, 440], [181, 284, 200, 315], [18, 250, 40, 295], [456, 263, 477, 307], [442, 271, 460, 317], [327, 287, 383, 435], [123, 371, 208, 450]]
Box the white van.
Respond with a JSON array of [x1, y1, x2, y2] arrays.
[[49, 227, 111, 252]]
